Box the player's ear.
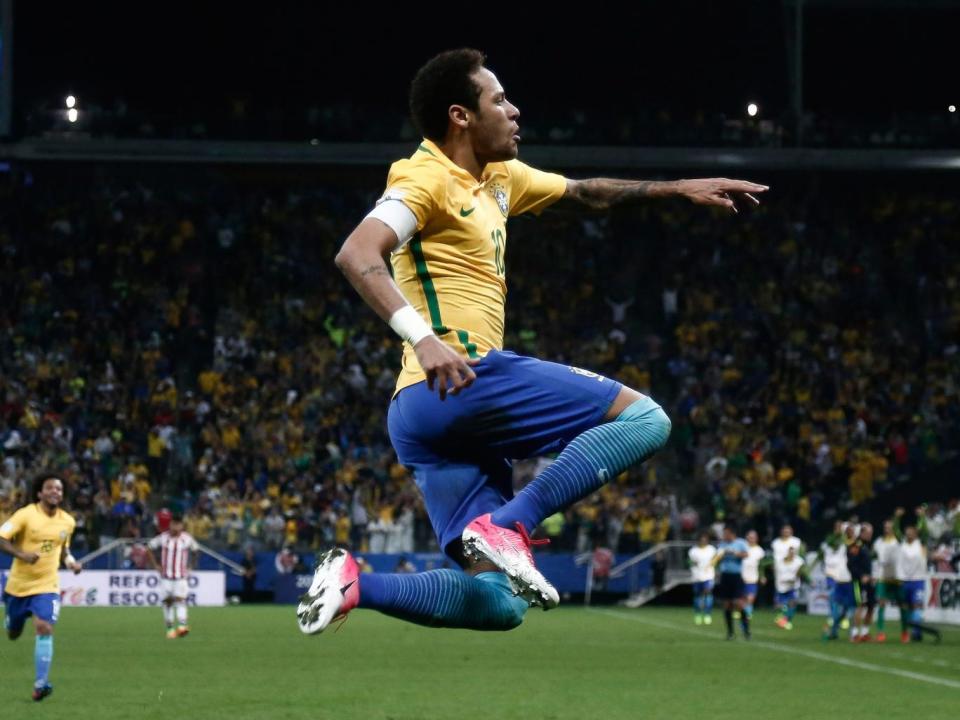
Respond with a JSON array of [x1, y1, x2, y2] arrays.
[[449, 104, 470, 131]]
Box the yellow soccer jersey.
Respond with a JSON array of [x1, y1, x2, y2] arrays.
[[0, 504, 76, 596], [384, 139, 567, 393]]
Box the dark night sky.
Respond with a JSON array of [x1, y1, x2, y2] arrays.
[[10, 1, 960, 123]]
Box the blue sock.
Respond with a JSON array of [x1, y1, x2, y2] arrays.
[[491, 396, 670, 532], [694, 595, 702, 614], [787, 605, 796, 621], [704, 594, 714, 614], [358, 570, 527, 631], [34, 635, 53, 688], [744, 603, 753, 619]]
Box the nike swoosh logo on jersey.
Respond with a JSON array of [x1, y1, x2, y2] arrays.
[[340, 579, 357, 595], [459, 206, 475, 217]]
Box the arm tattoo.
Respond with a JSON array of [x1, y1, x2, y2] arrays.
[[359, 264, 391, 279], [565, 178, 678, 210]]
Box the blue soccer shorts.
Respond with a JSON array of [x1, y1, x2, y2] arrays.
[[693, 580, 714, 595], [833, 581, 855, 608], [388, 350, 623, 559], [3, 592, 60, 634], [902, 580, 925, 607]]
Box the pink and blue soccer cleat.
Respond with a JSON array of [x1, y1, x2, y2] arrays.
[[297, 548, 360, 634], [462, 513, 559, 609]]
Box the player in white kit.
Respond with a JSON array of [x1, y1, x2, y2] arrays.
[[872, 519, 900, 642], [897, 524, 939, 643], [740, 530, 766, 621], [771, 524, 803, 562], [774, 545, 806, 630], [688, 532, 717, 625], [146, 513, 199, 639]]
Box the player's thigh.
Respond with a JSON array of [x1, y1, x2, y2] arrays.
[[28, 594, 60, 633], [406, 457, 513, 564], [161, 578, 179, 601], [172, 579, 189, 600], [3, 593, 30, 636]]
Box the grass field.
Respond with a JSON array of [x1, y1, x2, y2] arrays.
[[0, 605, 956, 719]]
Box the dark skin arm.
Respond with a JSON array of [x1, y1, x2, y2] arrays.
[[0, 537, 39, 564], [561, 177, 768, 212]]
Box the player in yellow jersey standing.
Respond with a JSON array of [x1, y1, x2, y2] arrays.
[[298, 49, 767, 634], [0, 473, 82, 701]]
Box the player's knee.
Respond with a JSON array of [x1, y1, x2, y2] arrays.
[[618, 397, 671, 450], [648, 405, 672, 449], [35, 622, 52, 636]]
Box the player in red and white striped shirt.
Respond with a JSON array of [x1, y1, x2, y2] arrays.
[[146, 514, 199, 639]]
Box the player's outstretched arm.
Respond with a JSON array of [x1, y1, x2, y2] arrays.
[[562, 177, 768, 212], [0, 537, 39, 564], [335, 219, 479, 400]]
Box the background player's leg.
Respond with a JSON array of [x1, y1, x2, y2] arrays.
[[358, 570, 527, 630], [163, 599, 175, 634], [33, 620, 53, 693], [175, 598, 189, 635], [491, 391, 670, 533]]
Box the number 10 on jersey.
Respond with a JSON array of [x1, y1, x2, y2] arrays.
[[490, 228, 505, 276]]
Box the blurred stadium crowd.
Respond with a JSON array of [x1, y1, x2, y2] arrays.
[[0, 167, 958, 562]]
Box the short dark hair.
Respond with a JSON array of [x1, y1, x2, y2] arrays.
[[30, 472, 64, 504], [409, 48, 486, 141], [723, 522, 738, 535]]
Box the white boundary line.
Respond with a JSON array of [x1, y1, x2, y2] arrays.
[[589, 608, 960, 691]]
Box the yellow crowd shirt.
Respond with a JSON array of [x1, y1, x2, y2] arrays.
[[384, 139, 567, 393], [0, 504, 76, 596]]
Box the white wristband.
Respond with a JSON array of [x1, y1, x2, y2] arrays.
[[388, 305, 434, 346], [65, 554, 77, 566]]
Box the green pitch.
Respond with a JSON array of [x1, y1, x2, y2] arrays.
[[0, 606, 956, 719]]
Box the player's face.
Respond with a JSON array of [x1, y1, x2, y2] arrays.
[[781, 525, 792, 539], [860, 525, 873, 542], [467, 68, 520, 163], [747, 531, 758, 545], [883, 520, 894, 536], [38, 478, 64, 507], [905, 527, 917, 542], [170, 520, 184, 535]]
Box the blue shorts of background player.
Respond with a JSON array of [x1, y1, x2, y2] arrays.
[[693, 580, 715, 595], [3, 593, 60, 637], [833, 581, 855, 608], [743, 582, 758, 598], [776, 589, 797, 606], [902, 580, 925, 607], [388, 350, 622, 561]]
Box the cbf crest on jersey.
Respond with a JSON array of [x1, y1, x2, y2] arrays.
[[489, 184, 508, 217]]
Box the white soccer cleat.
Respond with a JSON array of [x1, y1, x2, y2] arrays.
[[297, 548, 360, 634], [462, 513, 559, 609]]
